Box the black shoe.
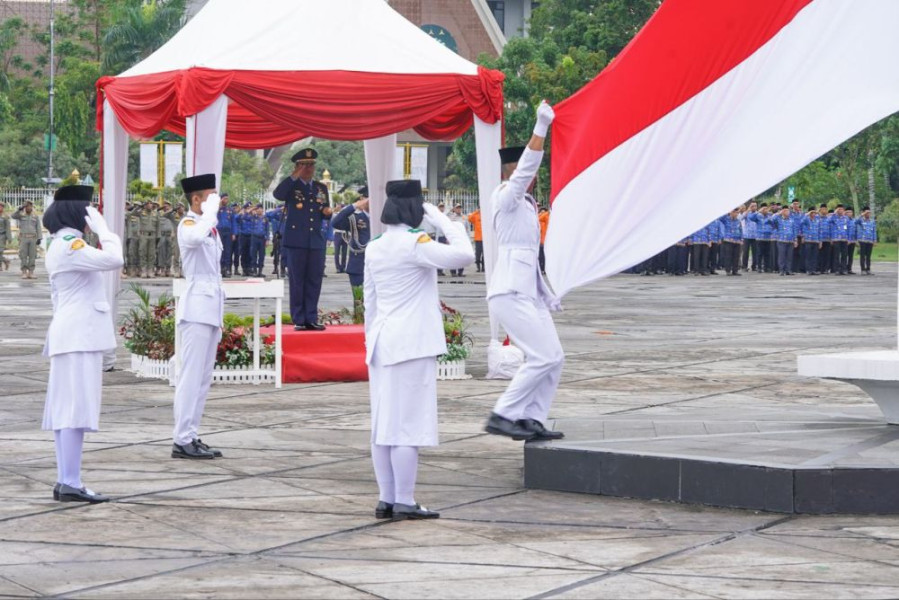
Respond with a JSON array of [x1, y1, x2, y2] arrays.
[[53, 483, 60, 501], [172, 440, 215, 459], [392, 503, 439, 520], [732, 272, 742, 276], [437, 270, 445, 276], [293, 324, 305, 331], [58, 483, 109, 503], [304, 322, 326, 331], [196, 438, 223, 458], [485, 413, 535, 441], [517, 418, 565, 441], [271, 270, 278, 275], [375, 501, 394, 519]]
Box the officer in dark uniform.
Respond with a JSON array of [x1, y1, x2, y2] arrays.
[[266, 204, 286, 277], [331, 186, 371, 323], [217, 193, 236, 277], [247, 203, 269, 277], [273, 148, 333, 330], [238, 202, 253, 276]]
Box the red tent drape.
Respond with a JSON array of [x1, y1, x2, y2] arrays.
[[97, 66, 504, 147]]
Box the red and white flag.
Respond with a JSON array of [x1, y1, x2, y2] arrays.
[[546, 0, 899, 296]]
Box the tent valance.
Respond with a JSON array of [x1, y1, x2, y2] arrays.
[[96, 66, 504, 147]]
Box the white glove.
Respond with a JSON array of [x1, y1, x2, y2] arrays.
[[422, 202, 451, 226], [533, 100, 555, 137], [200, 193, 221, 222], [84, 206, 111, 238]]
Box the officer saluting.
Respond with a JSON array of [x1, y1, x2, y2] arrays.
[[331, 186, 370, 323], [273, 148, 333, 330], [171, 174, 225, 460], [42, 185, 124, 502]]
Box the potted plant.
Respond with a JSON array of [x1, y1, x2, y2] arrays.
[[437, 302, 473, 380], [120, 284, 277, 383], [119, 283, 175, 378]]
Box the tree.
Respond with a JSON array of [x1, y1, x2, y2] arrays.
[[446, 0, 659, 197], [222, 149, 274, 199], [101, 0, 187, 74]]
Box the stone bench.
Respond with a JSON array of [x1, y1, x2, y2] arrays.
[[798, 350, 899, 424]]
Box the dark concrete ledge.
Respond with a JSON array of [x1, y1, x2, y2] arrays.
[[524, 412, 899, 514]]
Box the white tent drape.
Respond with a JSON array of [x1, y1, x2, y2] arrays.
[[101, 99, 130, 370], [363, 134, 398, 239], [474, 117, 502, 339], [185, 95, 229, 184]]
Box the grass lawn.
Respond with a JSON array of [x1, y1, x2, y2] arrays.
[[873, 242, 897, 262]]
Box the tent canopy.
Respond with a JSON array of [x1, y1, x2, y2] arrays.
[[96, 0, 504, 147]]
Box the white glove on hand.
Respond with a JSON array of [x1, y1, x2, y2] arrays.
[[84, 206, 111, 238], [200, 193, 221, 222], [533, 100, 555, 137], [422, 202, 450, 227]]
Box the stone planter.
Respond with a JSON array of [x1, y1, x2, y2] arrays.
[[437, 359, 470, 380]]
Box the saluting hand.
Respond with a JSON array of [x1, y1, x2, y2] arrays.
[[84, 206, 111, 238]]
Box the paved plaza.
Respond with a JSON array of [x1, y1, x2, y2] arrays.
[[2, 254, 899, 599]]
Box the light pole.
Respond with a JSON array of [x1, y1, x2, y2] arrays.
[[47, 0, 55, 181]]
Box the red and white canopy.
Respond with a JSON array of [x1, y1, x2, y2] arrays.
[[96, 0, 504, 146], [546, 0, 899, 297]]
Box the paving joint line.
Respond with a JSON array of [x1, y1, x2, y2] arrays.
[[527, 515, 795, 599]]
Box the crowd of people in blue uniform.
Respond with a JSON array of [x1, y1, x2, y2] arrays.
[[633, 200, 880, 277]]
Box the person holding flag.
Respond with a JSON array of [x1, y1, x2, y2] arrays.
[[484, 101, 565, 443]]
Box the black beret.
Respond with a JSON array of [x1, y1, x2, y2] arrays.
[[291, 148, 318, 162], [54, 185, 93, 202], [499, 146, 526, 165], [181, 173, 216, 194], [386, 179, 422, 200], [358, 186, 369, 197]]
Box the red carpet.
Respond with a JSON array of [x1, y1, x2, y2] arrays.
[[262, 324, 368, 383]]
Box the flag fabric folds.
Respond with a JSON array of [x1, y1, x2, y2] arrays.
[[546, 0, 899, 297]]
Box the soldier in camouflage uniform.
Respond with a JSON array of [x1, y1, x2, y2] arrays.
[[0, 204, 11, 271], [172, 204, 185, 277], [138, 200, 159, 278], [156, 201, 177, 277], [12, 201, 41, 279], [123, 202, 141, 278]]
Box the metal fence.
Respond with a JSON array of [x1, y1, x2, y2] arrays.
[[1, 187, 486, 215]]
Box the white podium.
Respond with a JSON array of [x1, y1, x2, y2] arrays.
[[798, 350, 899, 424], [173, 278, 283, 388]]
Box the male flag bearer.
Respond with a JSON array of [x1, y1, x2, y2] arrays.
[[484, 101, 565, 442], [172, 174, 225, 460]]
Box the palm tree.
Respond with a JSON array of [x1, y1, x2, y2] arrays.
[[101, 0, 187, 74]]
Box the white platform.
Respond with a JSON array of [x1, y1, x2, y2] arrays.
[[798, 350, 899, 424]]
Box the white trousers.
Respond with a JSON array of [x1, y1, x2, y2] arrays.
[[173, 321, 221, 445], [489, 293, 564, 423]]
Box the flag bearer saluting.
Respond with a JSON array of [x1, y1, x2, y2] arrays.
[[171, 174, 226, 460], [42, 185, 124, 502], [364, 180, 474, 520], [484, 101, 566, 442]]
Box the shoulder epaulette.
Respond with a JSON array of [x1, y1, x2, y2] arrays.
[[181, 218, 197, 227], [407, 228, 423, 233]]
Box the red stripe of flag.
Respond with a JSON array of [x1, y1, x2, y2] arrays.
[[551, 0, 814, 202]]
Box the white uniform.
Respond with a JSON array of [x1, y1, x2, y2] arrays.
[[487, 147, 564, 424], [173, 209, 225, 446], [364, 219, 473, 446], [43, 227, 124, 431]]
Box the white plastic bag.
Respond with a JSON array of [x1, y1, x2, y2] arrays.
[[486, 338, 524, 379]]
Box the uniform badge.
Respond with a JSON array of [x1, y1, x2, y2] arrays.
[[70, 239, 85, 251], [183, 219, 196, 227], [296, 203, 304, 209], [417, 233, 432, 244]]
